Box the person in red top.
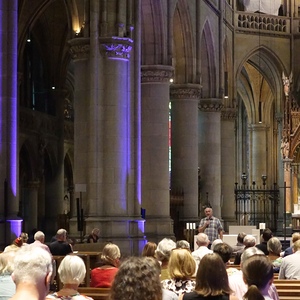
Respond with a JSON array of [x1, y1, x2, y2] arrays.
[[91, 243, 121, 288]]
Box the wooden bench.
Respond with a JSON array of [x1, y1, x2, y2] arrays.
[[78, 287, 110, 300], [273, 279, 300, 300]]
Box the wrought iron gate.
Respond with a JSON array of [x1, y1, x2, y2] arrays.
[[234, 176, 280, 232]]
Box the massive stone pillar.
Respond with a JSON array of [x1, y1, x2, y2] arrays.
[[0, 0, 21, 246], [198, 99, 223, 218], [141, 65, 175, 241], [170, 84, 201, 221], [221, 109, 237, 228], [26, 181, 40, 231]]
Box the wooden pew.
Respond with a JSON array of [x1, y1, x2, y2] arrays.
[[78, 287, 110, 300], [274, 279, 300, 300]]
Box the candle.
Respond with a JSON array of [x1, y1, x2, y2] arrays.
[[259, 223, 265, 230], [186, 223, 190, 230]]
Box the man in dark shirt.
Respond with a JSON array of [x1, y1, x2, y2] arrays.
[[256, 228, 273, 255], [49, 228, 72, 256]]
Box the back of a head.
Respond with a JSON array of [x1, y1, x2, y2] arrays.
[[211, 239, 223, 251], [56, 228, 67, 239], [92, 228, 100, 236], [141, 242, 157, 257], [262, 228, 273, 242], [176, 240, 190, 250], [58, 255, 86, 285], [267, 237, 282, 255], [0, 252, 15, 275], [195, 253, 231, 296], [292, 232, 300, 244], [242, 255, 273, 300], [168, 248, 196, 279], [155, 238, 176, 262], [101, 243, 121, 266], [12, 246, 52, 285], [109, 256, 162, 300], [213, 243, 233, 264], [34, 231, 45, 242], [292, 239, 300, 252], [241, 247, 264, 265], [196, 233, 209, 246], [237, 232, 247, 244], [243, 235, 256, 247]]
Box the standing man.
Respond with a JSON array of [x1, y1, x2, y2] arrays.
[[198, 207, 223, 247]]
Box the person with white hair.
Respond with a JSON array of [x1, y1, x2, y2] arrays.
[[191, 233, 212, 268], [234, 234, 256, 265], [0, 251, 16, 300], [46, 255, 93, 300], [10, 246, 53, 300], [30, 231, 51, 254], [49, 229, 72, 256], [155, 238, 176, 280]]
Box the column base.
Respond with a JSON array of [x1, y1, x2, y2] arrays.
[[0, 215, 23, 250]]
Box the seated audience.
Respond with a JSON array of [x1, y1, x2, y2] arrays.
[[155, 238, 176, 280], [49, 229, 73, 256], [87, 228, 100, 243], [267, 237, 282, 272], [91, 243, 120, 288], [46, 255, 92, 300], [255, 228, 273, 255], [192, 233, 212, 268], [213, 243, 238, 276], [109, 256, 167, 300], [141, 241, 157, 258], [234, 235, 256, 265], [179, 253, 232, 300], [161, 248, 196, 296], [242, 255, 274, 300], [279, 239, 300, 279], [176, 240, 190, 250], [4, 237, 23, 253], [10, 246, 53, 300], [229, 247, 279, 300], [211, 239, 223, 251], [232, 232, 246, 257], [283, 232, 300, 257], [0, 252, 16, 300], [30, 231, 51, 253]]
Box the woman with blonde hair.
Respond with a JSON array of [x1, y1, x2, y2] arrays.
[[180, 253, 233, 300], [90, 243, 121, 287], [162, 248, 196, 296], [46, 255, 92, 300]]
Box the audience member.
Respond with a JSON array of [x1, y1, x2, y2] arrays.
[[0, 252, 16, 300], [10, 246, 53, 300], [192, 233, 212, 268], [213, 243, 238, 276], [228, 247, 279, 300], [267, 237, 282, 273], [176, 240, 190, 250], [211, 238, 223, 251], [4, 237, 23, 253], [155, 238, 176, 280], [242, 255, 274, 300], [234, 235, 256, 265], [87, 228, 100, 243], [49, 229, 73, 256], [279, 239, 300, 279], [19, 232, 28, 245], [255, 228, 273, 255], [179, 253, 232, 300], [109, 256, 164, 300], [91, 243, 120, 288], [283, 232, 300, 257], [232, 232, 246, 256], [30, 231, 51, 253], [141, 242, 157, 258], [161, 248, 196, 296], [46, 255, 92, 300]]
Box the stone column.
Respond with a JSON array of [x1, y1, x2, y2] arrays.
[[170, 84, 201, 220], [221, 108, 237, 228], [0, 0, 21, 245], [198, 99, 223, 217], [249, 124, 268, 182], [26, 181, 40, 231], [141, 65, 174, 241]]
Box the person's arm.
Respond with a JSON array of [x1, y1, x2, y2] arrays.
[[198, 219, 209, 233], [219, 229, 223, 240]]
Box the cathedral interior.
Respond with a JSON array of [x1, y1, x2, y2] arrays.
[[1, 0, 300, 254]]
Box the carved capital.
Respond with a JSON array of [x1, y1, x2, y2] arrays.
[[99, 37, 133, 60], [198, 98, 223, 112], [141, 65, 174, 83], [170, 84, 201, 100], [221, 108, 237, 120], [68, 38, 90, 61]]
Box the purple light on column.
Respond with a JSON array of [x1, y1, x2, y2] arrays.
[[7, 218, 22, 238]]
